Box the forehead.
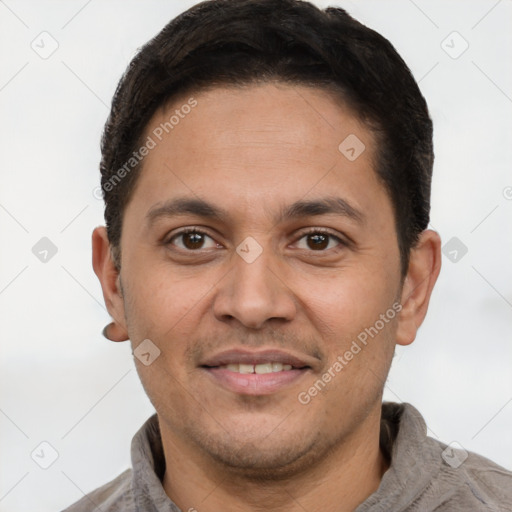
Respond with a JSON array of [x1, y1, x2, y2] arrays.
[[149, 82, 372, 161], [127, 82, 390, 228]]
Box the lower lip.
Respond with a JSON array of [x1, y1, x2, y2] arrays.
[[202, 367, 309, 395]]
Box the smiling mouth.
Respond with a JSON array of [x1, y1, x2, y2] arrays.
[[200, 361, 311, 395], [199, 349, 315, 394], [203, 362, 308, 374]]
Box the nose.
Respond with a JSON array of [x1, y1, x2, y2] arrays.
[[212, 246, 297, 330]]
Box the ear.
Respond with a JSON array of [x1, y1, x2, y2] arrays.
[[92, 226, 129, 342], [396, 229, 441, 346]]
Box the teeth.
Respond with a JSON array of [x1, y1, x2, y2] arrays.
[[255, 363, 273, 374], [239, 364, 254, 374], [272, 362, 283, 372], [219, 362, 295, 373]]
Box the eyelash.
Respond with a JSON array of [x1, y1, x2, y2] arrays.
[[165, 227, 347, 253]]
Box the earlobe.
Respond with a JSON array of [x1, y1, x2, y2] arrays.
[[396, 229, 442, 346], [102, 322, 129, 342], [92, 226, 129, 342]]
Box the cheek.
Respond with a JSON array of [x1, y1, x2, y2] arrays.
[[121, 270, 204, 416], [123, 257, 217, 335], [296, 264, 398, 340]]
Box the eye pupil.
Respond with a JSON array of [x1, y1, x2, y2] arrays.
[[183, 232, 204, 249], [307, 233, 329, 250]]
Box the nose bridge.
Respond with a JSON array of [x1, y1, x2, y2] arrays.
[[213, 240, 296, 329]]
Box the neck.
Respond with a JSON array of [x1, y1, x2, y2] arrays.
[[161, 405, 389, 512]]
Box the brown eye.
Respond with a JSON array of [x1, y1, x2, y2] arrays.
[[294, 230, 345, 252], [168, 230, 218, 251], [182, 232, 205, 249], [306, 233, 329, 250]]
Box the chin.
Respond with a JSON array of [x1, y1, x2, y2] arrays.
[[187, 422, 329, 481], [209, 443, 316, 480]]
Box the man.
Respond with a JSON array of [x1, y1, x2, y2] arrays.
[[64, 0, 512, 510]]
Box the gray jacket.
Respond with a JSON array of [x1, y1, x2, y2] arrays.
[[62, 402, 512, 511]]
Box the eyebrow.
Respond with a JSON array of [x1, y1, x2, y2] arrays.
[[146, 195, 364, 227]]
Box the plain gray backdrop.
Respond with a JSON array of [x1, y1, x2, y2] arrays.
[[0, 1, 511, 511]]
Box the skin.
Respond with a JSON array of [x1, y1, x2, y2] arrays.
[[93, 82, 441, 512]]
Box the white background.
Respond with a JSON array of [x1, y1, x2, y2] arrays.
[[0, 1, 511, 511]]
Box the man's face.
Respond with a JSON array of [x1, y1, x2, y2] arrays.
[[117, 83, 403, 473]]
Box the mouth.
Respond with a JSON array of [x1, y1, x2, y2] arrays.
[[199, 349, 315, 395], [213, 362, 294, 374]]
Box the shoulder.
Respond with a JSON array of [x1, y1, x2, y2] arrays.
[[61, 468, 134, 512], [431, 437, 512, 510], [456, 446, 512, 504], [379, 403, 512, 511]]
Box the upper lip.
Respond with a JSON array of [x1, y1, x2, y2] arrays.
[[200, 348, 317, 369]]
